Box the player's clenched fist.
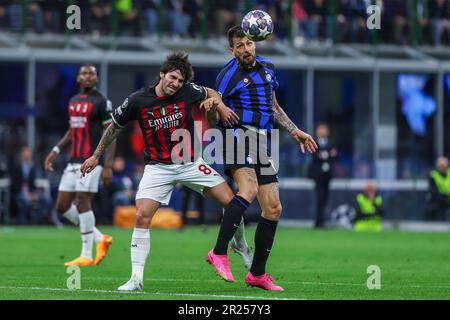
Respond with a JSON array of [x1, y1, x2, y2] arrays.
[[80, 156, 99, 176]]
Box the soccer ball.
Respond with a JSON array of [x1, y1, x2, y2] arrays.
[[330, 205, 356, 230], [241, 10, 274, 42]]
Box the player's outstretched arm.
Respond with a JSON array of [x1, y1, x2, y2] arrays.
[[273, 92, 318, 154], [44, 129, 71, 171], [80, 122, 122, 176], [102, 123, 117, 186], [203, 88, 239, 127]]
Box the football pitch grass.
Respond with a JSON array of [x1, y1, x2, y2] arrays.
[[1, 225, 450, 300]]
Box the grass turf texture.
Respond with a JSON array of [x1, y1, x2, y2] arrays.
[[1, 226, 449, 300]]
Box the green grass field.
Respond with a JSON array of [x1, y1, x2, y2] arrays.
[[1, 225, 450, 300]]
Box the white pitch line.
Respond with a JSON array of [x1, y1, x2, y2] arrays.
[[3, 275, 450, 290], [80, 277, 450, 289], [0, 286, 301, 300]]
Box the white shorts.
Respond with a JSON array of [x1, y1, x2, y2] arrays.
[[135, 158, 225, 205], [58, 163, 103, 193]]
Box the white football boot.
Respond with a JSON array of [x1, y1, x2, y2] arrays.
[[118, 274, 144, 291], [230, 237, 254, 270]]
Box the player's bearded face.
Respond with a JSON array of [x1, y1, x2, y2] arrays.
[[77, 66, 98, 89], [231, 37, 256, 67], [160, 70, 184, 96]]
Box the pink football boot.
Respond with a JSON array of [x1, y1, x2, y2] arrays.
[[206, 249, 235, 282], [245, 272, 284, 291]]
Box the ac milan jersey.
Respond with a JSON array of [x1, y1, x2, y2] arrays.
[[111, 82, 208, 165], [68, 89, 112, 163]]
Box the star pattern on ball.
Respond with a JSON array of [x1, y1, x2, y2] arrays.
[[247, 15, 259, 31]]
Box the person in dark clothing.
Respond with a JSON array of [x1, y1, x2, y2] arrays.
[[111, 156, 135, 208], [303, 0, 328, 40], [209, 0, 239, 37], [428, 0, 450, 46], [40, 0, 65, 33], [336, 0, 370, 43], [85, 0, 112, 35], [140, 0, 158, 37], [0, 1, 8, 30], [11, 146, 51, 224], [381, 0, 409, 44], [183, 0, 201, 38], [308, 123, 337, 229], [426, 156, 450, 221]]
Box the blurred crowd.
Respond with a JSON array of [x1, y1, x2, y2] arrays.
[[0, 0, 450, 45], [3, 133, 448, 227]]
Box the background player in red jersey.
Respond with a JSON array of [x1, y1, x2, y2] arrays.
[[80, 52, 253, 291], [44, 65, 116, 267]]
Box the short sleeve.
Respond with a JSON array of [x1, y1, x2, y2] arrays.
[[260, 57, 279, 90], [268, 63, 279, 90], [272, 72, 279, 90], [184, 82, 208, 105], [111, 94, 137, 128], [99, 98, 113, 126]]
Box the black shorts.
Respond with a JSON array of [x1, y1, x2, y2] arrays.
[[222, 126, 278, 186]]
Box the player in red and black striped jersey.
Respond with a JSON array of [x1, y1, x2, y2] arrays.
[[80, 52, 254, 291], [68, 89, 113, 163], [44, 65, 116, 267], [110, 80, 207, 165], [112, 79, 208, 164]]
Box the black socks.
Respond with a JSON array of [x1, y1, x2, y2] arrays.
[[250, 216, 278, 276], [213, 196, 250, 255]]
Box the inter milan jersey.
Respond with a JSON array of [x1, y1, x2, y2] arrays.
[[215, 56, 279, 132], [68, 89, 112, 163], [111, 82, 208, 165]]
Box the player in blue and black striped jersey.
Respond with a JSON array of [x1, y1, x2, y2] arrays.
[[207, 26, 318, 291]]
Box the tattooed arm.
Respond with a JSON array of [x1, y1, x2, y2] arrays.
[[273, 92, 299, 134], [94, 122, 121, 159], [80, 122, 122, 175], [273, 92, 318, 154], [101, 123, 117, 185]]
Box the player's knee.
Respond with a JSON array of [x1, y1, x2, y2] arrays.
[[75, 193, 85, 203], [222, 193, 234, 206], [56, 202, 70, 214], [239, 185, 258, 203], [265, 202, 282, 220], [135, 210, 151, 228], [75, 193, 91, 212]]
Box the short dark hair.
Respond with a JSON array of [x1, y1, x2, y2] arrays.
[[78, 64, 97, 74], [160, 51, 193, 82], [227, 25, 247, 47]]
